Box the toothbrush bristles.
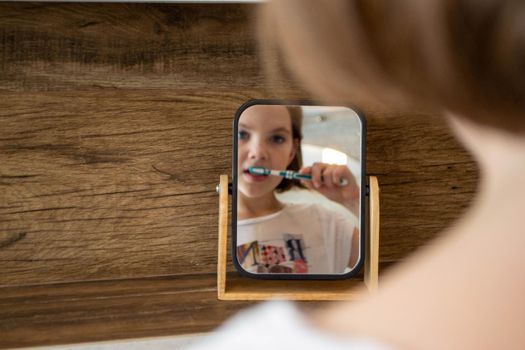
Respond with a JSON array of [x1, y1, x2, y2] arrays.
[[248, 166, 267, 175]]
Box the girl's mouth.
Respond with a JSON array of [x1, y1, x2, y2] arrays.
[[242, 169, 268, 182]]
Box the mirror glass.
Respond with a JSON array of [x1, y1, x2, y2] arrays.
[[233, 102, 364, 278]]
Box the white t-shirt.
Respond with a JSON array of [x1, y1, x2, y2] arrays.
[[183, 302, 393, 350], [236, 203, 357, 274]]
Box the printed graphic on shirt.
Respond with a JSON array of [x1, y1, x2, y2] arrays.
[[283, 233, 307, 262], [236, 241, 260, 268], [260, 245, 286, 266], [236, 234, 308, 273]]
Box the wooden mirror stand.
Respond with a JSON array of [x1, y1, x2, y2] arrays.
[[217, 175, 379, 301]]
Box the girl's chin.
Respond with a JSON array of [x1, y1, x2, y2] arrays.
[[239, 189, 269, 199], [242, 172, 269, 183], [238, 184, 274, 199]]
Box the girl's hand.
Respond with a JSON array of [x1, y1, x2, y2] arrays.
[[299, 163, 359, 216]]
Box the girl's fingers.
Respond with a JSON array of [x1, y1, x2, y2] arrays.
[[298, 166, 311, 175], [322, 166, 335, 188], [311, 163, 324, 188], [303, 163, 353, 189], [299, 167, 314, 189], [333, 166, 348, 187]]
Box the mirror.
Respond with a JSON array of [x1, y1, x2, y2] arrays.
[[232, 100, 365, 279]]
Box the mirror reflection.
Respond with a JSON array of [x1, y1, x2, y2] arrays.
[[235, 103, 364, 276]]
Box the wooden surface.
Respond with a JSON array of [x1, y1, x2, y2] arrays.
[[0, 273, 254, 349], [0, 2, 478, 348]]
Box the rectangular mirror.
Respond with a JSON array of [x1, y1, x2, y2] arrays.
[[232, 100, 366, 279]]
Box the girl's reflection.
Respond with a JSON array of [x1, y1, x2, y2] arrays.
[[236, 104, 360, 274]]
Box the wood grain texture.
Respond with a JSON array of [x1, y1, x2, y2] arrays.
[[0, 89, 239, 285], [0, 273, 254, 349]]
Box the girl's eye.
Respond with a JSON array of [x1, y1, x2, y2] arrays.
[[270, 135, 286, 144], [238, 130, 249, 140]]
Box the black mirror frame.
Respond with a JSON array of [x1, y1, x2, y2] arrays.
[[231, 99, 367, 280]]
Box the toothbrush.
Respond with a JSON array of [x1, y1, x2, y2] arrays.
[[248, 166, 348, 186]]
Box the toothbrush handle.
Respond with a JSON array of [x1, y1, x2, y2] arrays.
[[276, 170, 348, 186], [292, 173, 312, 181], [275, 170, 309, 180], [293, 172, 348, 186]]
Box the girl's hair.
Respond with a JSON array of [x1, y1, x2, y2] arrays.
[[258, 0, 525, 133], [275, 106, 305, 192]]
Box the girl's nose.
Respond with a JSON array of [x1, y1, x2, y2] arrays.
[[248, 139, 268, 160]]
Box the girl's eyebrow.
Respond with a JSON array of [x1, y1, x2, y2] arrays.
[[238, 123, 291, 135], [269, 127, 291, 134]]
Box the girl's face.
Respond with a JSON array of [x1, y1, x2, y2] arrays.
[[238, 105, 297, 199]]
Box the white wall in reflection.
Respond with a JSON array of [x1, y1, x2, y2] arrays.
[[275, 105, 361, 229]]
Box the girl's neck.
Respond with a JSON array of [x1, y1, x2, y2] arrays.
[[463, 126, 525, 240], [449, 115, 525, 228], [238, 192, 284, 220], [462, 154, 525, 245]]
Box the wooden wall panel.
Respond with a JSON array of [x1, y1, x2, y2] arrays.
[[0, 3, 478, 288], [0, 90, 239, 285]]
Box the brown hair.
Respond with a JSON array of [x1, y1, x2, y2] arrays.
[[258, 0, 525, 133], [275, 106, 306, 192]]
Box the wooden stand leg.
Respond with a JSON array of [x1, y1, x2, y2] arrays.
[[217, 175, 380, 301], [364, 176, 380, 292], [217, 174, 229, 300]]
